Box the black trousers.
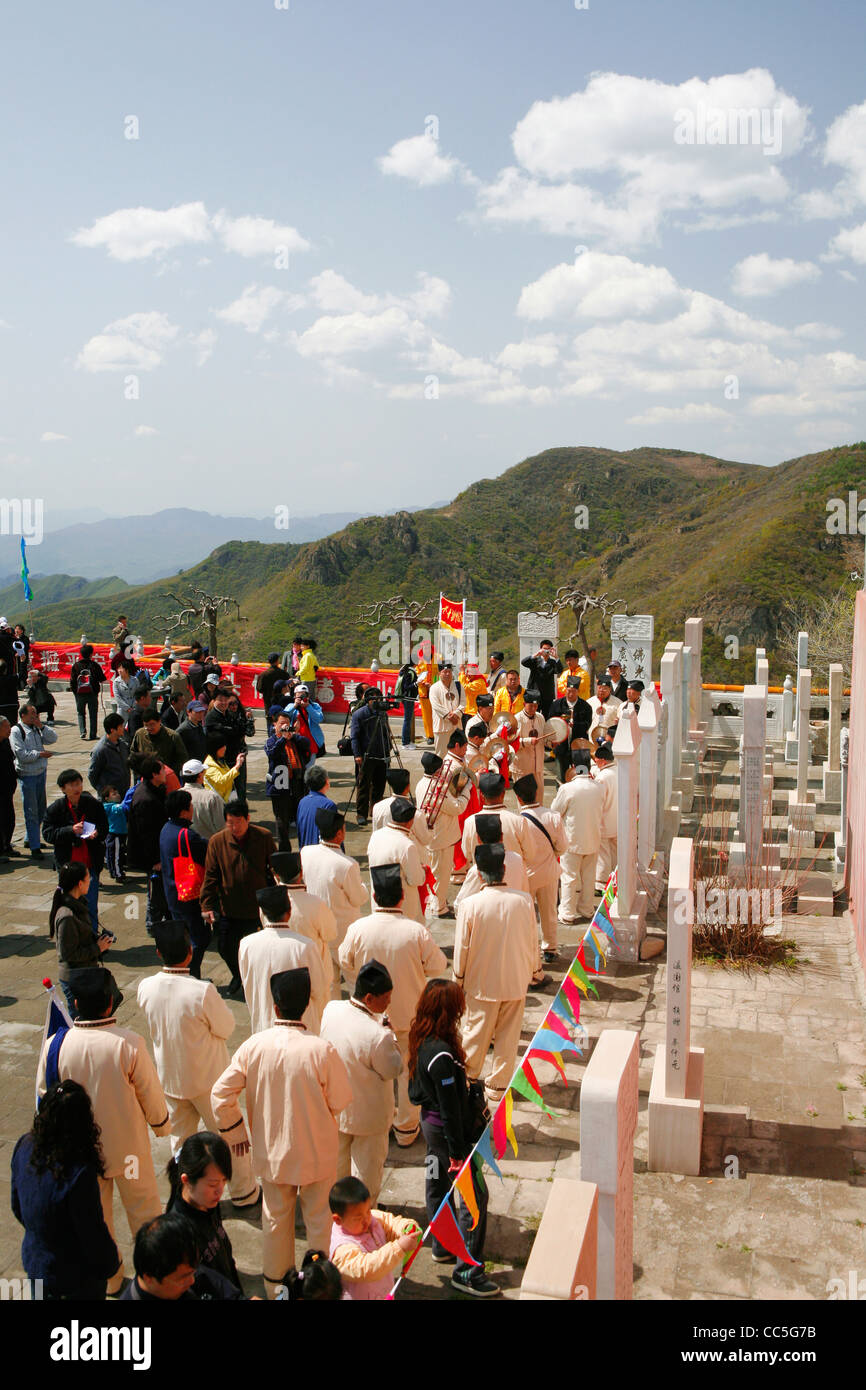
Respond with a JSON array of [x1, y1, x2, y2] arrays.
[[271, 793, 294, 851], [421, 1117, 488, 1273], [0, 792, 14, 851], [216, 916, 257, 986], [356, 756, 387, 819], [75, 693, 99, 738], [175, 900, 212, 978]]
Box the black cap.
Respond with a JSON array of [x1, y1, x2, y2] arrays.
[[390, 796, 415, 824], [268, 651, 281, 662], [474, 843, 506, 876], [475, 813, 503, 844], [478, 771, 505, 799], [68, 966, 122, 1015], [270, 967, 311, 1018], [421, 752, 443, 774], [566, 675, 582, 689], [270, 851, 302, 882], [153, 920, 191, 962], [476, 694, 494, 709], [355, 959, 393, 998], [315, 806, 344, 838], [594, 744, 614, 762], [386, 769, 411, 793], [513, 773, 538, 801], [627, 679, 645, 692], [370, 863, 403, 893], [257, 885, 291, 921], [524, 689, 541, 703]]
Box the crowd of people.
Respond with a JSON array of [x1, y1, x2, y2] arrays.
[[4, 613, 649, 1302]]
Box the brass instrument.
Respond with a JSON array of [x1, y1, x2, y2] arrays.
[[491, 711, 518, 738], [418, 754, 464, 828]]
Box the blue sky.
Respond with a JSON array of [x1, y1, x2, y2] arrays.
[[2, 0, 865, 528]]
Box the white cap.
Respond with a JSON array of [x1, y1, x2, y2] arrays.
[[205, 674, 220, 685], [295, 684, 309, 695], [182, 759, 205, 777]]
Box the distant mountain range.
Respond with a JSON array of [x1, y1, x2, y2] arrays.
[[0, 505, 445, 585], [8, 445, 865, 683]]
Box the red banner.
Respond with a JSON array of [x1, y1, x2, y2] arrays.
[[28, 644, 417, 716], [439, 594, 464, 634]]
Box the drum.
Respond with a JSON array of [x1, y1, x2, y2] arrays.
[[543, 716, 569, 745]]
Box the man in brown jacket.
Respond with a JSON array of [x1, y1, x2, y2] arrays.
[[200, 800, 276, 998]]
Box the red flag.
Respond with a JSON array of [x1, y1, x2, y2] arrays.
[[418, 864, 437, 914], [452, 782, 481, 873], [430, 1199, 481, 1266]]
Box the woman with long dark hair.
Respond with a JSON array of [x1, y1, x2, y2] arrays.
[[165, 1131, 242, 1291], [11, 1080, 120, 1299], [407, 979, 497, 1297]]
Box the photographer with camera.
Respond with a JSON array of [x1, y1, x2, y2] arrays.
[[286, 685, 325, 768], [520, 640, 562, 719], [350, 689, 392, 827]]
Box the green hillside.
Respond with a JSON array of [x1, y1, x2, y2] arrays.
[[0, 572, 129, 616], [16, 443, 866, 682]]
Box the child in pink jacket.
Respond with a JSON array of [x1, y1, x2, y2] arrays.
[[328, 1177, 420, 1301]]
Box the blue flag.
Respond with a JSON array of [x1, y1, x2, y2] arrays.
[[20, 537, 32, 602]]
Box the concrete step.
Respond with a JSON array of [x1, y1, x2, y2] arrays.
[[795, 873, 835, 917]]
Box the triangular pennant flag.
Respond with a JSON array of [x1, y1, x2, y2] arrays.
[[560, 974, 584, 1023], [453, 1162, 480, 1230], [567, 957, 595, 997], [491, 1089, 518, 1157], [595, 904, 618, 945], [474, 1128, 505, 1182], [528, 1047, 568, 1085], [549, 993, 576, 1029], [511, 1065, 563, 1118], [429, 1199, 481, 1267], [542, 1009, 571, 1041], [533, 1027, 583, 1056], [576, 938, 587, 968]]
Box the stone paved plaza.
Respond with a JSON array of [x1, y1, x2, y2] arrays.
[[0, 692, 864, 1300]]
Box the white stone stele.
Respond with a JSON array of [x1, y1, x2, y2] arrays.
[[784, 633, 808, 763], [664, 640, 695, 814], [608, 705, 649, 962], [517, 610, 559, 668], [637, 685, 665, 907], [683, 617, 708, 758], [823, 662, 843, 803], [519, 1179, 598, 1301], [729, 684, 780, 890], [788, 666, 816, 849], [659, 646, 683, 843], [610, 613, 654, 684], [648, 837, 704, 1176], [579, 1029, 639, 1301], [836, 726, 849, 870]]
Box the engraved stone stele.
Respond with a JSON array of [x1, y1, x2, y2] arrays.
[[610, 614, 654, 684], [648, 837, 705, 1176], [520, 1180, 598, 1301], [580, 1029, 639, 1300], [822, 662, 843, 803]]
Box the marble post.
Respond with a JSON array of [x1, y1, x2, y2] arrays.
[[822, 663, 843, 802], [519, 1181, 598, 1300], [648, 837, 704, 1175], [788, 667, 815, 848], [683, 617, 707, 757], [835, 727, 849, 870], [638, 686, 664, 906], [785, 634, 808, 763], [730, 685, 780, 892], [660, 647, 683, 839], [608, 705, 649, 961], [655, 692, 669, 851], [580, 1029, 639, 1301]]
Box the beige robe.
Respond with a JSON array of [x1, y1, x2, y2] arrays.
[[455, 849, 529, 905], [136, 968, 234, 1099], [453, 885, 537, 1003], [238, 925, 329, 1035], [339, 908, 448, 1034], [514, 709, 546, 791], [595, 765, 619, 838], [37, 1018, 170, 1178], [367, 824, 426, 924], [588, 694, 622, 744], [282, 884, 338, 981], [550, 777, 604, 854], [461, 806, 530, 865], [320, 999, 403, 1135], [414, 771, 471, 850], [371, 795, 433, 852], [300, 842, 368, 945], [211, 1021, 352, 1187]]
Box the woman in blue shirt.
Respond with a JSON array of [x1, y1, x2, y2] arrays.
[[11, 1080, 120, 1299]]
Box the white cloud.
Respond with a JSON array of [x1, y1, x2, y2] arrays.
[[748, 391, 861, 417], [211, 212, 310, 258], [134, 424, 159, 437], [378, 132, 468, 187], [496, 335, 561, 370], [478, 69, 808, 247], [189, 328, 216, 365], [627, 403, 732, 426], [731, 252, 821, 297], [798, 100, 866, 220], [215, 285, 305, 333], [296, 307, 427, 358], [308, 269, 451, 318], [39, 431, 68, 442], [76, 311, 179, 372], [518, 252, 685, 320], [826, 221, 866, 265], [70, 202, 211, 261]]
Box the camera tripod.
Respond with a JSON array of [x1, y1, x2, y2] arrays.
[[342, 703, 404, 819]]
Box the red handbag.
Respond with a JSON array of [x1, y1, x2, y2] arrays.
[[173, 828, 205, 902]]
